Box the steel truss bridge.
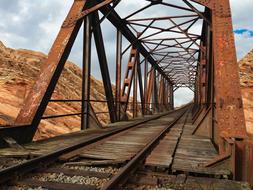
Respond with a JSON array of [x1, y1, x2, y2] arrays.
[[0, 0, 252, 188]]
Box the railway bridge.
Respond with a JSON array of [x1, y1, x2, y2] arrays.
[[0, 0, 252, 189]]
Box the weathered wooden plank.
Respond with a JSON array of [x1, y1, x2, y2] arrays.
[[172, 159, 231, 175], [171, 118, 232, 176], [175, 149, 217, 157], [145, 157, 173, 168], [174, 155, 215, 162]]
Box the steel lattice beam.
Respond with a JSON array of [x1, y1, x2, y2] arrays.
[[97, 1, 173, 85]]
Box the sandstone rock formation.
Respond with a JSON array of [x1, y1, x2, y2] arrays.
[[239, 50, 253, 135], [0, 41, 110, 140]]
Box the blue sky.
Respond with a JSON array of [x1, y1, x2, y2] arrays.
[[0, 0, 252, 106], [234, 29, 253, 36]]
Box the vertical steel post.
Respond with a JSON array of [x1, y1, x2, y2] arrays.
[[143, 59, 148, 114], [212, 0, 246, 138], [137, 54, 145, 116], [162, 78, 165, 110], [152, 70, 158, 113], [81, 16, 92, 130], [147, 68, 154, 113], [165, 81, 169, 109], [92, 12, 117, 123], [158, 77, 165, 111], [133, 59, 138, 118], [169, 84, 174, 110], [116, 30, 122, 121]]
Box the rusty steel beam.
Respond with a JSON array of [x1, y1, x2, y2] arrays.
[[81, 15, 92, 130], [133, 59, 138, 118], [146, 68, 154, 111], [152, 70, 159, 113], [97, 1, 173, 85], [158, 77, 164, 110], [14, 1, 88, 137], [169, 84, 174, 110], [137, 56, 145, 115], [211, 0, 247, 138], [165, 81, 170, 109], [182, 0, 211, 26], [115, 30, 122, 121], [189, 0, 213, 8], [143, 59, 148, 114], [92, 12, 117, 123], [12, 0, 118, 138]]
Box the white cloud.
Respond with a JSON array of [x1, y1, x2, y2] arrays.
[[174, 88, 193, 107], [230, 0, 253, 60], [231, 0, 253, 31], [0, 0, 72, 52], [0, 32, 27, 48]]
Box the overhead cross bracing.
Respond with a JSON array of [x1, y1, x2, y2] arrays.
[[119, 0, 204, 90]]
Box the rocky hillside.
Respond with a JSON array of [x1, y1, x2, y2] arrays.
[[239, 50, 253, 135], [0, 41, 111, 140]]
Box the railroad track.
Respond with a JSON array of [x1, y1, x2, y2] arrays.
[[0, 107, 190, 190]]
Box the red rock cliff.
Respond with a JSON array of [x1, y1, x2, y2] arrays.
[[239, 50, 253, 135]]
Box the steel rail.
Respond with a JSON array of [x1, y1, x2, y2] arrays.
[[0, 108, 187, 184], [101, 107, 189, 190]]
